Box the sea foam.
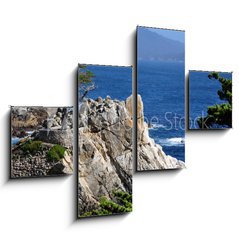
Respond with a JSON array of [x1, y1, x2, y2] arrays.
[[156, 137, 185, 146]]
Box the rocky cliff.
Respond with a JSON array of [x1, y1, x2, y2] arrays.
[[137, 95, 185, 170], [78, 96, 133, 216], [11, 107, 48, 137], [78, 95, 184, 216]]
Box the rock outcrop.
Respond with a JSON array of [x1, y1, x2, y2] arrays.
[[35, 107, 73, 148], [78, 95, 184, 215], [78, 96, 133, 215], [137, 95, 185, 170], [11, 107, 73, 131], [48, 151, 73, 175], [35, 129, 73, 148], [11, 107, 48, 130]]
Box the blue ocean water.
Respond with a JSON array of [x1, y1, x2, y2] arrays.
[[189, 71, 232, 129], [12, 137, 20, 145], [12, 131, 34, 145], [80, 65, 132, 101], [137, 60, 185, 161]]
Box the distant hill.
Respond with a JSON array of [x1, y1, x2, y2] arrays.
[[137, 27, 185, 62]]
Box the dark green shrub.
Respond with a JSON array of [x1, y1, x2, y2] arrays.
[[47, 144, 66, 162], [80, 190, 132, 218], [197, 72, 232, 128], [22, 140, 42, 154]]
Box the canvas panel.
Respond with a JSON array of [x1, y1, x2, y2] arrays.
[[189, 70, 232, 129], [11, 106, 73, 178], [136, 26, 185, 171], [78, 64, 133, 218]]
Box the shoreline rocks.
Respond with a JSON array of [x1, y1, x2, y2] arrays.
[[11, 107, 74, 178], [11, 107, 48, 130], [11, 142, 73, 178], [35, 129, 73, 148], [78, 96, 133, 215], [78, 95, 184, 214]]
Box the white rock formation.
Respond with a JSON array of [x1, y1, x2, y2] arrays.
[[137, 94, 185, 170], [78, 96, 133, 215], [78, 95, 184, 215]]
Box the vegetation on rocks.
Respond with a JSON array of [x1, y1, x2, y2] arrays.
[[80, 190, 132, 218], [78, 64, 96, 101], [21, 140, 43, 154], [46, 144, 66, 162]]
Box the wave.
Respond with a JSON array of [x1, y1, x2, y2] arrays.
[[26, 131, 34, 136], [156, 137, 185, 146], [148, 123, 166, 130], [11, 131, 34, 145]]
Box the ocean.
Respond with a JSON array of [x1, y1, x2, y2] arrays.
[[81, 65, 132, 101], [12, 131, 34, 145], [189, 71, 232, 129], [137, 60, 185, 161]]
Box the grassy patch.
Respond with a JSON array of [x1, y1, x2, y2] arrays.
[[46, 144, 66, 162], [21, 140, 42, 154]]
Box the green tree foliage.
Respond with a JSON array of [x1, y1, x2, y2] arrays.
[[46, 144, 66, 162], [197, 72, 232, 128], [21, 140, 42, 154], [78, 64, 95, 101], [80, 190, 132, 218]]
